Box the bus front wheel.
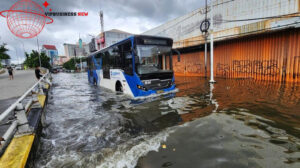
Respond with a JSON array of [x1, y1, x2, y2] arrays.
[[116, 81, 123, 93]]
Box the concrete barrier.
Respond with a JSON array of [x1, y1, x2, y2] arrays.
[[0, 69, 5, 75], [0, 72, 51, 168]]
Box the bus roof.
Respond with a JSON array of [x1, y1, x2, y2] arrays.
[[88, 35, 173, 57]]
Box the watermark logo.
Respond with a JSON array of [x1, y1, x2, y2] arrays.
[[0, 0, 53, 39]]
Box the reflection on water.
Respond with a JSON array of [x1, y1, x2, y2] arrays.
[[35, 73, 300, 168]]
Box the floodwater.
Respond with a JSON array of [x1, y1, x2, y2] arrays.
[[34, 73, 300, 168]]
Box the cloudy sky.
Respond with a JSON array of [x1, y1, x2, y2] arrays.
[[0, 0, 205, 63]]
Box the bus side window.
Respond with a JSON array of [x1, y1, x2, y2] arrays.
[[122, 42, 133, 75], [87, 57, 90, 68], [95, 53, 101, 66], [91, 56, 95, 70]]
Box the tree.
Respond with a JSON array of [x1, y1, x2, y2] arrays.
[[0, 44, 10, 67], [23, 50, 51, 69], [63, 58, 76, 70], [63, 57, 86, 70]]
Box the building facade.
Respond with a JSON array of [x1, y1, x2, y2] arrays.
[[90, 29, 132, 52], [143, 0, 300, 82], [41, 45, 58, 66], [53, 55, 69, 65], [63, 40, 90, 58], [143, 0, 300, 48]]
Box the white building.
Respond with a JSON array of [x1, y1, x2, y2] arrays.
[[91, 29, 132, 52], [64, 39, 90, 58], [41, 45, 58, 65]]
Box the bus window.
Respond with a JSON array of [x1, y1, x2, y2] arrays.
[[87, 57, 90, 67], [122, 42, 133, 75], [95, 53, 101, 66]]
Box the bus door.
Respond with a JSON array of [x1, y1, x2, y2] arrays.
[[121, 41, 133, 75]]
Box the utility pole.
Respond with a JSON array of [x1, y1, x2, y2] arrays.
[[15, 48, 19, 64], [100, 11, 104, 49], [36, 35, 41, 67], [204, 0, 208, 78], [209, 0, 216, 83], [100, 11, 104, 34], [21, 42, 25, 60]]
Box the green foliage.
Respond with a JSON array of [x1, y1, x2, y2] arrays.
[[63, 58, 76, 70], [0, 43, 10, 60], [63, 57, 86, 70], [23, 50, 51, 69]]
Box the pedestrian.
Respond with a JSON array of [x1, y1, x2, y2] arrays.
[[35, 66, 43, 80], [7, 66, 13, 80]]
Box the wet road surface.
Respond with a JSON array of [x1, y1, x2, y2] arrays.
[[35, 73, 300, 168]]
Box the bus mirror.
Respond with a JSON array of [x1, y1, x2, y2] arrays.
[[173, 49, 181, 62]]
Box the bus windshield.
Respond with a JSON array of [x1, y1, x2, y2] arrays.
[[136, 45, 172, 74]]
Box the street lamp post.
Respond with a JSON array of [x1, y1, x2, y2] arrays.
[[19, 41, 25, 64], [36, 35, 41, 67], [204, 0, 208, 78], [209, 0, 216, 83], [15, 48, 19, 64]]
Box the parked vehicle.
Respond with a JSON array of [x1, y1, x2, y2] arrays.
[[15, 65, 22, 70]]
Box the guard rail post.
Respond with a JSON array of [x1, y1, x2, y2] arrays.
[[15, 103, 32, 135]]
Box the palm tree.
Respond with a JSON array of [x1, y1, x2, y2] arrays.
[[0, 43, 10, 60], [0, 44, 10, 67]]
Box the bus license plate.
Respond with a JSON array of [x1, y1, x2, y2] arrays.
[[157, 90, 164, 94]]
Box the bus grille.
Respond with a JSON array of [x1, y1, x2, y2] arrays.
[[142, 79, 172, 90]]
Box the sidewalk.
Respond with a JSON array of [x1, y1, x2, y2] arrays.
[[0, 70, 36, 101], [0, 69, 5, 75]]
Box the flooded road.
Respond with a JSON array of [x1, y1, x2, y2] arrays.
[[35, 73, 300, 168]]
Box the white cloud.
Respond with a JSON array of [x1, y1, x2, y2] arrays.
[[0, 0, 204, 62]]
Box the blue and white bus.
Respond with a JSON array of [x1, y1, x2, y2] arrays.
[[87, 35, 179, 98]]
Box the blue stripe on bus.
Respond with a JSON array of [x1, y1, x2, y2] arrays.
[[124, 72, 176, 97]]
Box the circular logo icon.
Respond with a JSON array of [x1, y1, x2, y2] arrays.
[[200, 19, 210, 33], [0, 0, 53, 39]]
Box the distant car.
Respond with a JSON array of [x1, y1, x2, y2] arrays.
[[15, 66, 22, 70], [51, 68, 59, 74]]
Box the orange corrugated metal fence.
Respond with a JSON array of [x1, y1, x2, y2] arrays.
[[173, 29, 300, 82]]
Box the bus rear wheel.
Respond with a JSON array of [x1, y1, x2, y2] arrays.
[[116, 81, 123, 93]]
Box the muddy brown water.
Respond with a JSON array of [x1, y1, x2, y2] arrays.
[[34, 73, 300, 168]]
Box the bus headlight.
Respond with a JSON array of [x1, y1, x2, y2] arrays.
[[137, 85, 148, 91]]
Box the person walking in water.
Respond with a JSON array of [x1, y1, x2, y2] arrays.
[[7, 66, 13, 80], [35, 66, 43, 80]]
